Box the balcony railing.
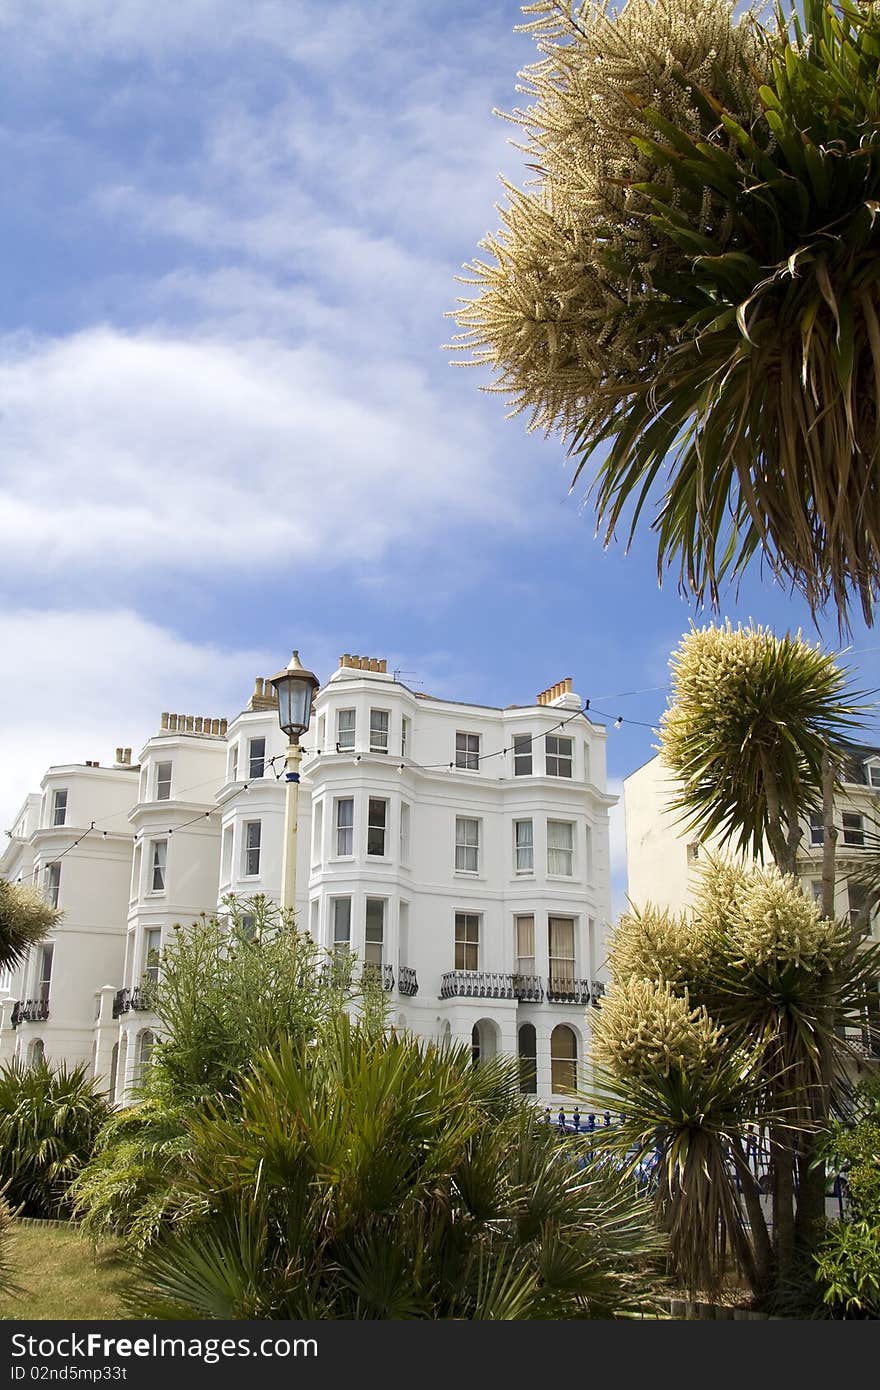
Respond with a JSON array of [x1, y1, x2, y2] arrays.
[[10, 998, 49, 1027], [546, 977, 605, 1006], [398, 965, 419, 997], [512, 973, 544, 1002], [362, 962, 395, 992], [112, 985, 157, 1019], [441, 971, 515, 1000]]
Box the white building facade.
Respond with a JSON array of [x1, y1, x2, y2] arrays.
[[1, 656, 616, 1106]]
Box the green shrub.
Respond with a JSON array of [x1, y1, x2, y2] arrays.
[[0, 1061, 110, 1218]]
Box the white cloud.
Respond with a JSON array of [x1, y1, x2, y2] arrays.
[[0, 608, 281, 838], [0, 326, 525, 584]]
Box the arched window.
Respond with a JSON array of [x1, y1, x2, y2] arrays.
[[135, 1029, 155, 1088], [109, 1042, 119, 1102], [517, 1023, 537, 1094], [550, 1024, 578, 1095], [471, 1023, 481, 1067], [27, 1038, 44, 1068]]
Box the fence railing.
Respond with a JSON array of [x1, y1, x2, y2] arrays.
[[112, 985, 156, 1018], [440, 971, 515, 1000], [10, 998, 49, 1027]]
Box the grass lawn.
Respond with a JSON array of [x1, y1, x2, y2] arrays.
[[0, 1223, 130, 1320]]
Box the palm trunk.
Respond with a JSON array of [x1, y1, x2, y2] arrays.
[[759, 750, 798, 875], [730, 1137, 772, 1299], [772, 1134, 797, 1286]]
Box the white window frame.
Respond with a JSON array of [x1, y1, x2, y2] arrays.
[[51, 789, 68, 827], [130, 843, 142, 902], [867, 760, 880, 788], [229, 743, 239, 783], [401, 716, 411, 759], [400, 802, 411, 866], [548, 915, 576, 992], [243, 820, 261, 877], [514, 819, 534, 875], [336, 708, 356, 752], [220, 826, 233, 886], [843, 812, 865, 847], [332, 897, 352, 953], [369, 709, 390, 754], [143, 928, 162, 984], [547, 820, 574, 877], [455, 816, 480, 874], [515, 914, 535, 975], [455, 731, 480, 771], [367, 798, 389, 857], [335, 798, 354, 858], [37, 943, 54, 1003], [454, 911, 480, 972], [545, 734, 573, 778], [248, 736, 266, 779], [44, 862, 61, 910], [513, 735, 532, 777], [809, 812, 824, 846], [365, 898, 385, 965], [311, 800, 324, 866], [149, 839, 167, 894], [155, 761, 172, 801]]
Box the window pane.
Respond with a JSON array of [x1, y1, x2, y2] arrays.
[[515, 915, 535, 973], [337, 709, 356, 750], [843, 813, 864, 847], [249, 738, 266, 779], [156, 762, 172, 800], [515, 820, 534, 872], [336, 798, 354, 855], [455, 732, 480, 770], [549, 916, 575, 990], [546, 735, 573, 778], [333, 898, 352, 949], [52, 790, 67, 826], [455, 817, 479, 873], [547, 821, 574, 876], [370, 710, 389, 752], [513, 735, 532, 776], [245, 821, 261, 876], [365, 899, 385, 963], [151, 840, 167, 892], [44, 863, 61, 909], [454, 912, 479, 971], [367, 798, 387, 856]]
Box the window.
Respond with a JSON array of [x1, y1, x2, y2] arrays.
[[367, 798, 388, 856], [455, 817, 480, 873], [37, 944, 53, 1004], [547, 821, 574, 876], [687, 841, 700, 864], [583, 743, 591, 784], [220, 827, 232, 885], [229, 743, 239, 783], [370, 709, 389, 753], [843, 812, 865, 847], [545, 735, 573, 777], [309, 900, 319, 939], [317, 715, 326, 752], [848, 883, 873, 931], [51, 789, 68, 827], [332, 898, 352, 952], [401, 716, 411, 759], [513, 734, 532, 777], [868, 762, 880, 788], [44, 862, 60, 910], [585, 824, 593, 881], [336, 709, 356, 752], [150, 839, 167, 893], [518, 1023, 537, 1095], [335, 798, 354, 856], [248, 736, 266, 779], [514, 819, 534, 874], [455, 912, 479, 971], [155, 761, 172, 800], [311, 801, 323, 866], [136, 1031, 154, 1088], [515, 915, 535, 975], [811, 879, 823, 905], [551, 1024, 578, 1095], [241, 914, 256, 942], [130, 844, 142, 901], [400, 802, 411, 865], [109, 1042, 119, 1102], [549, 916, 576, 993], [143, 929, 161, 983], [809, 813, 824, 846], [365, 898, 385, 965], [455, 731, 480, 771], [27, 1038, 45, 1069], [243, 821, 261, 876], [399, 901, 410, 969]]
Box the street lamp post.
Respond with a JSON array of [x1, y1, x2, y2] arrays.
[[269, 650, 320, 913]]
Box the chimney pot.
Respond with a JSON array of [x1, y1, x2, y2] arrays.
[[255, 678, 264, 697], [161, 712, 169, 729], [220, 718, 228, 735], [115, 747, 122, 763]]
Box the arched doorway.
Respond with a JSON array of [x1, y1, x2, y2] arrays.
[[517, 1023, 537, 1094], [27, 1038, 44, 1068], [471, 1018, 499, 1066]]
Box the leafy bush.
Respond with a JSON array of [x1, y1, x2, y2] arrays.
[[0, 878, 58, 972], [0, 1061, 110, 1218], [127, 1020, 665, 1320], [814, 1076, 880, 1317]]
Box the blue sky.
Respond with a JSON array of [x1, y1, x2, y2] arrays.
[[2, 0, 880, 915]]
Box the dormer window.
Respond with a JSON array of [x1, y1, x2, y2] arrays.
[[866, 759, 880, 789]]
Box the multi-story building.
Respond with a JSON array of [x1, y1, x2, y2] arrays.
[[624, 750, 880, 1063], [1, 655, 616, 1106]]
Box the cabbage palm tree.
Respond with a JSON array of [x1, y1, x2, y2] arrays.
[[453, 1, 880, 629], [127, 1021, 665, 1320], [0, 879, 57, 973]]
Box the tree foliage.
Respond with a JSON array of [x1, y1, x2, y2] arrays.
[[0, 878, 58, 973], [127, 1021, 664, 1321], [452, 1, 880, 628], [658, 622, 864, 873], [0, 1060, 110, 1219]]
